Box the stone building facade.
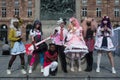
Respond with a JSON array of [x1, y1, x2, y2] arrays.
[[0, 0, 120, 27], [0, 0, 35, 27], [0, 0, 120, 41], [85, 0, 120, 25], [0, 0, 36, 41]]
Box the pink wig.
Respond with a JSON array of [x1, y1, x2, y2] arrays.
[[69, 17, 80, 28]]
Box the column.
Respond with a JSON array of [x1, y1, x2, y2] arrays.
[[35, 0, 41, 20], [75, 0, 81, 22]]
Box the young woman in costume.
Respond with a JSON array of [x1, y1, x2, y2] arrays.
[[64, 17, 88, 72], [7, 18, 26, 74], [95, 16, 116, 74], [28, 20, 48, 73], [81, 17, 97, 72]]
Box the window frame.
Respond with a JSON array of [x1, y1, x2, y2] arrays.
[[82, 7, 87, 17], [115, 0, 120, 6], [2, 7, 7, 17], [96, 0, 102, 6], [114, 8, 120, 17], [28, 0, 32, 7], [82, 0, 88, 6], [14, 8, 19, 16], [96, 7, 101, 17], [14, 0, 19, 7], [27, 8, 32, 17]]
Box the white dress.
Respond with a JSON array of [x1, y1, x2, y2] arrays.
[[94, 27, 115, 51]]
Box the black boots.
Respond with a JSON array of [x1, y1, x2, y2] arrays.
[[84, 52, 93, 72], [85, 66, 92, 72]]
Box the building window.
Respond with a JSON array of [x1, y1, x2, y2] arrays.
[[14, 0, 19, 16], [82, 0, 87, 6], [82, 7, 87, 17], [115, 0, 119, 5], [27, 0, 32, 17], [2, 0, 6, 7], [14, 0, 19, 7], [27, 8, 32, 17], [96, 8, 101, 17], [14, 8, 19, 16], [96, 0, 102, 6], [28, 0, 32, 7], [114, 8, 120, 17], [2, 8, 6, 17], [1, 0, 6, 17]]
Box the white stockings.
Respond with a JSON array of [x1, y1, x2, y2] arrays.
[[71, 53, 82, 72]]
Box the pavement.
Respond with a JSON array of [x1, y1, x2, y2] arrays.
[[0, 49, 120, 80]]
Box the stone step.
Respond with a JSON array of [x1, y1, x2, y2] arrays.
[[0, 76, 119, 80]]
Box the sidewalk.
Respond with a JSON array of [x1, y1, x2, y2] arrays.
[[0, 51, 120, 80]]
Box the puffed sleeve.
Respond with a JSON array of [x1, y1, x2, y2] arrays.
[[8, 29, 20, 41], [96, 26, 102, 37], [29, 29, 35, 36]]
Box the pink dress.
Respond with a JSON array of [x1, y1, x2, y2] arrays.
[[64, 27, 88, 54]]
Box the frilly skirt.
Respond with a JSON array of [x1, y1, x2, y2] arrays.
[[11, 41, 26, 55]]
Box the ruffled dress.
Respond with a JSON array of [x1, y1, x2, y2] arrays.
[[64, 27, 88, 54], [11, 30, 26, 55], [94, 27, 115, 51]]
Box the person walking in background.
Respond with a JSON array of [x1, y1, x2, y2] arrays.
[[2, 41, 10, 55], [95, 16, 116, 74], [81, 17, 97, 72], [52, 18, 68, 73], [64, 17, 88, 72], [28, 20, 48, 73], [43, 43, 58, 77], [7, 17, 26, 74]]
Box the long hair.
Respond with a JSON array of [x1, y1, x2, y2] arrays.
[[100, 16, 112, 29], [32, 20, 43, 35], [69, 17, 80, 28], [10, 18, 19, 28], [81, 17, 97, 38]]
